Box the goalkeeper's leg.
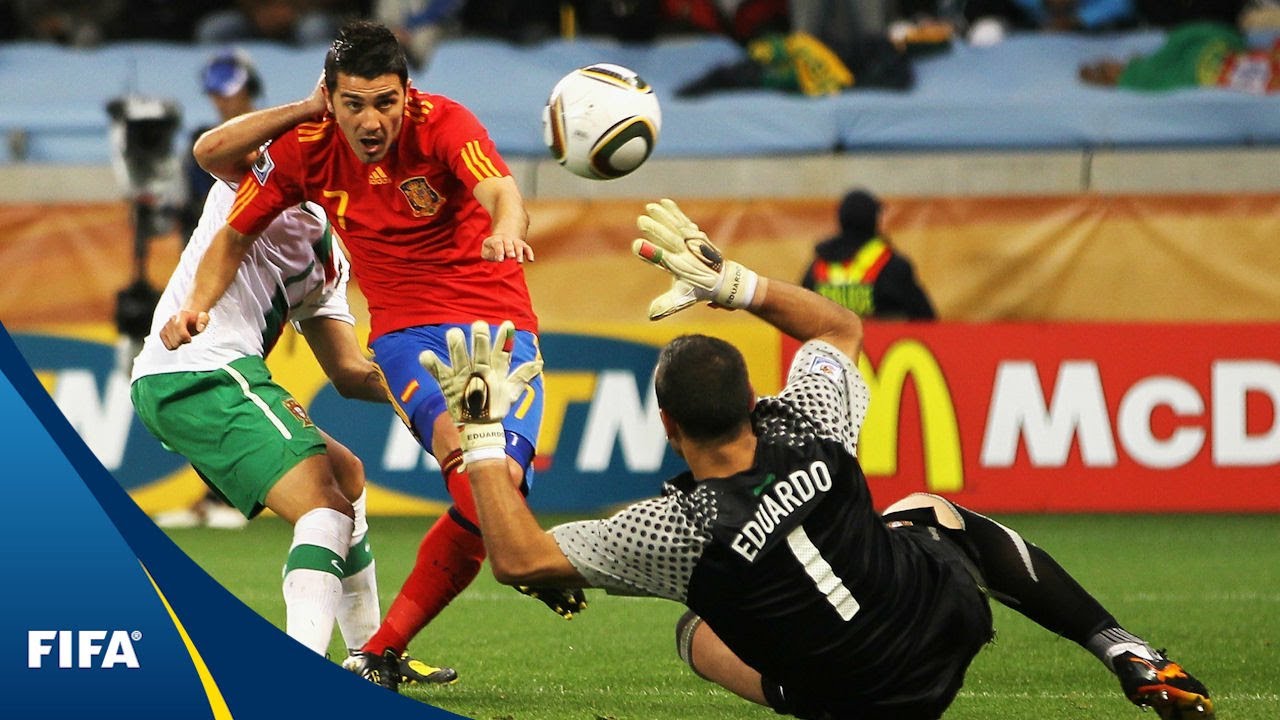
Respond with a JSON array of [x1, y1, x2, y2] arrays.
[[883, 493, 1213, 718]]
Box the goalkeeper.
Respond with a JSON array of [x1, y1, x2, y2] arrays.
[[425, 199, 1215, 720]]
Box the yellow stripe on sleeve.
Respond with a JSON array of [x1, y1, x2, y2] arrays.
[[466, 140, 503, 178], [459, 143, 486, 182], [226, 182, 260, 224]]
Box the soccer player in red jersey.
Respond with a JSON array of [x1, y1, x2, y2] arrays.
[[171, 20, 576, 690]]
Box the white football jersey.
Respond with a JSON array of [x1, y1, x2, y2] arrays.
[[131, 182, 353, 380]]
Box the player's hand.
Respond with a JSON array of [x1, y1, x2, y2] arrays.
[[306, 74, 328, 117], [159, 309, 209, 350], [631, 199, 759, 320], [516, 585, 588, 620], [419, 320, 541, 463], [481, 233, 535, 263]]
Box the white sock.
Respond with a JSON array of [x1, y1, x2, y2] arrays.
[[283, 507, 353, 655], [337, 490, 380, 650], [338, 562, 380, 650]]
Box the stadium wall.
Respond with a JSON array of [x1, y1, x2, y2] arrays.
[[4, 192, 1277, 514]]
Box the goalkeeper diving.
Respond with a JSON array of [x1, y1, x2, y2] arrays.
[[423, 199, 1214, 720]]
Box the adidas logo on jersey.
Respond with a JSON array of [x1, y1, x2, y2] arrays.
[[368, 167, 391, 185]]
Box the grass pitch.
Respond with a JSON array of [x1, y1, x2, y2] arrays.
[[167, 513, 1280, 720]]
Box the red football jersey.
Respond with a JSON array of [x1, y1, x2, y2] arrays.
[[228, 87, 537, 341]]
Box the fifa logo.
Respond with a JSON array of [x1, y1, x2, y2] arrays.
[[27, 630, 141, 669]]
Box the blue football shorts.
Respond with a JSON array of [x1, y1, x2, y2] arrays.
[[371, 323, 543, 478]]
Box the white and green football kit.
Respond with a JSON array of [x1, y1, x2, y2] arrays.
[[131, 182, 353, 517], [129, 181, 385, 657]]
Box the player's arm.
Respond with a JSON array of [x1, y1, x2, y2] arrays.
[[473, 175, 533, 263], [468, 460, 584, 586], [418, 322, 585, 587], [159, 224, 256, 349], [632, 198, 863, 360], [298, 317, 389, 403], [193, 81, 326, 183], [748, 279, 863, 364]]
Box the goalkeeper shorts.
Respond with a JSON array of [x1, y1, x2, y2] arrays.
[[131, 355, 328, 518], [371, 323, 544, 477]]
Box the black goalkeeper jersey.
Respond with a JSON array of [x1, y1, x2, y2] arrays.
[[552, 339, 991, 717]]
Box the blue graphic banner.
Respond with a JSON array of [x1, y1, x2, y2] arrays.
[[0, 322, 460, 718]]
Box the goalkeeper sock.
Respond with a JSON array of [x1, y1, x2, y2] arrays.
[[283, 507, 352, 654], [363, 510, 484, 655], [336, 490, 380, 650], [950, 504, 1116, 645]]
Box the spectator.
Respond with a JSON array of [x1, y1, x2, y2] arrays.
[[195, 0, 342, 45], [965, 0, 1137, 32], [801, 189, 936, 320], [790, 0, 893, 52], [374, 0, 468, 69], [457, 0, 563, 43], [9, 0, 126, 46], [1135, 0, 1243, 28], [178, 48, 263, 242], [660, 0, 789, 44], [1079, 19, 1279, 93], [117, 0, 228, 41]]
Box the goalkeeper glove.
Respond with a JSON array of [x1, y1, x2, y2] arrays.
[[419, 320, 542, 465], [516, 585, 588, 620], [631, 198, 759, 320]]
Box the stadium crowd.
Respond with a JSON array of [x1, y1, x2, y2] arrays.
[[3, 1, 1276, 50]]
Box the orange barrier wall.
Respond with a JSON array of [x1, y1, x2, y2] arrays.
[[4, 194, 1280, 327], [4, 195, 1277, 513]]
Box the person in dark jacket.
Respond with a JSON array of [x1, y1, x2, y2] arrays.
[[801, 189, 937, 320]]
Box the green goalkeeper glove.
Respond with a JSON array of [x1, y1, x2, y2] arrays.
[[419, 320, 542, 465], [631, 198, 759, 320]]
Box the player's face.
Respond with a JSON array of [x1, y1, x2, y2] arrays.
[[328, 72, 405, 164]]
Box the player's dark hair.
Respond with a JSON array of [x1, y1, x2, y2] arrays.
[[655, 335, 753, 442], [324, 20, 408, 92]]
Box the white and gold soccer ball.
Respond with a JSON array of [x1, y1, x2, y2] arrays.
[[542, 63, 661, 180]]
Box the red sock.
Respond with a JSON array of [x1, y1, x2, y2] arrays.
[[363, 455, 485, 655]]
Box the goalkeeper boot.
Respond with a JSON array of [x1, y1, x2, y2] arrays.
[[341, 649, 401, 692], [398, 652, 458, 685], [1112, 650, 1215, 719]]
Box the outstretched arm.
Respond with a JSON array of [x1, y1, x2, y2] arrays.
[[419, 322, 584, 588], [473, 175, 533, 262], [194, 81, 327, 183], [632, 198, 863, 361], [747, 277, 864, 364]]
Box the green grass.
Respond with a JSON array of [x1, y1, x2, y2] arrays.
[[167, 514, 1280, 719]]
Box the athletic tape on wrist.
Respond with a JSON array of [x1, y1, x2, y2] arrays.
[[462, 448, 507, 466], [715, 263, 758, 309]]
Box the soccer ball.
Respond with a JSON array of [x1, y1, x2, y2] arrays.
[[542, 63, 661, 180]]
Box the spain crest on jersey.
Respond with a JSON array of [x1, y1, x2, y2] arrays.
[[398, 176, 444, 217]]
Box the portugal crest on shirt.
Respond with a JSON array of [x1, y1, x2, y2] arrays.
[[398, 176, 444, 217]]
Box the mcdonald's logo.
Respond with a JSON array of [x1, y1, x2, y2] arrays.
[[857, 339, 963, 493]]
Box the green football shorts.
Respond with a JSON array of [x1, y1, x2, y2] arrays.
[[131, 355, 327, 518]]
